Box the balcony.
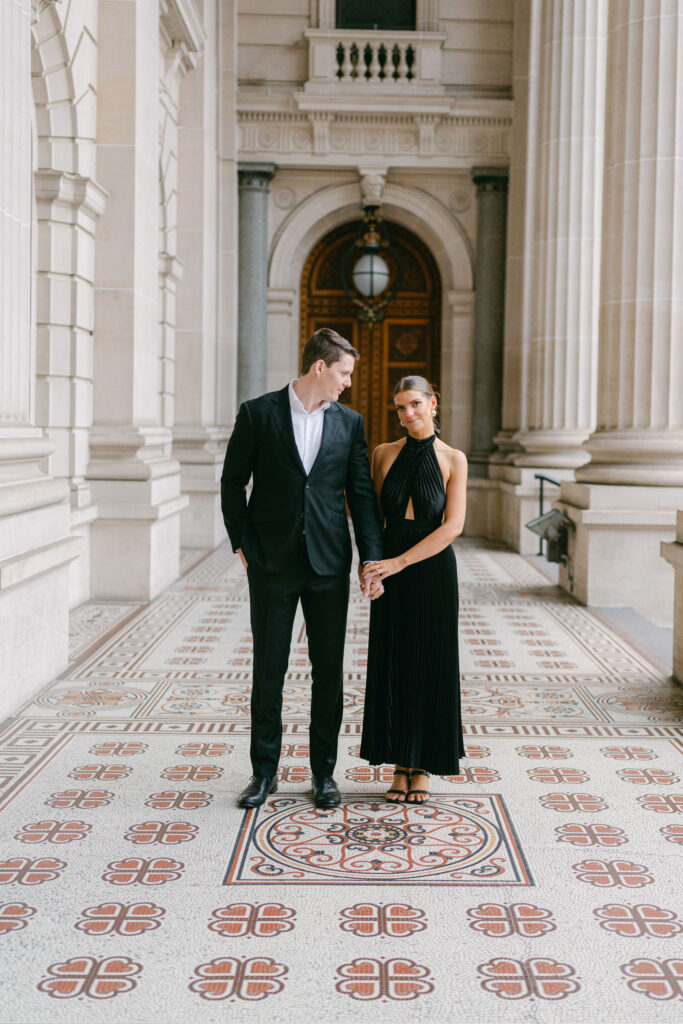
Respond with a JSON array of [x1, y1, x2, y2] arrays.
[[302, 28, 446, 98]]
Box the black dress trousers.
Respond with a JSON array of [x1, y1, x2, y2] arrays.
[[247, 544, 350, 779]]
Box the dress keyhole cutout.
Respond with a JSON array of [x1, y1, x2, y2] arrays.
[[404, 496, 415, 521]]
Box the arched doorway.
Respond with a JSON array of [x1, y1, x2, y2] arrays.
[[300, 221, 441, 453]]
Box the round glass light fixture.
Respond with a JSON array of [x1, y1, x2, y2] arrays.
[[340, 205, 402, 322], [352, 252, 390, 297]]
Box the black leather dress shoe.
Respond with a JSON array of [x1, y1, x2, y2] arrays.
[[237, 776, 277, 808], [312, 775, 341, 809]]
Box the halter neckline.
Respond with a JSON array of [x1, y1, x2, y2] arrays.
[[405, 432, 436, 449]]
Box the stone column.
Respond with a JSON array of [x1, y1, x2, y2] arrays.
[[174, 0, 231, 549], [88, 0, 187, 600], [493, 0, 608, 553], [216, 0, 239, 430], [0, 0, 75, 719], [558, 0, 683, 625], [514, 0, 607, 468], [488, 0, 544, 551], [468, 168, 508, 478], [497, 0, 540, 458], [237, 163, 275, 405], [662, 514, 683, 683]]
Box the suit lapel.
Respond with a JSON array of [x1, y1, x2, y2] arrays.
[[309, 402, 341, 476], [271, 386, 307, 477]]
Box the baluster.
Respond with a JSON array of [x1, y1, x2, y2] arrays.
[[406, 44, 416, 81], [368, 42, 381, 82], [396, 44, 410, 82], [335, 42, 344, 80], [342, 43, 354, 81]]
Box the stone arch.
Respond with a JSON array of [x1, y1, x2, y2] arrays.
[[269, 182, 473, 293], [31, 3, 90, 174], [267, 181, 475, 448]]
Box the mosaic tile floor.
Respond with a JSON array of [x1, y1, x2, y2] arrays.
[[1, 539, 682, 1023]]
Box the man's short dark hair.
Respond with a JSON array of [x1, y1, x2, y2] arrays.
[[301, 328, 360, 374]]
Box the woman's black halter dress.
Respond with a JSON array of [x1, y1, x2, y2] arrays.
[[360, 433, 464, 774]]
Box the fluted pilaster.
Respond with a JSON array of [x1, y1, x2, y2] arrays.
[[514, 0, 608, 468], [1, 0, 32, 428], [497, 0, 541, 457], [577, 0, 683, 485]]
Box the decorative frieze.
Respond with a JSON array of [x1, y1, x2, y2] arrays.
[[307, 112, 333, 154], [237, 110, 510, 168]]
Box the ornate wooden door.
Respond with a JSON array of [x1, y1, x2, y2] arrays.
[[300, 222, 441, 454]]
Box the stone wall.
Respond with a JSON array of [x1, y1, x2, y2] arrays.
[[0, 0, 233, 718]]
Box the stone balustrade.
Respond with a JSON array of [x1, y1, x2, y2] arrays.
[[303, 29, 446, 94]]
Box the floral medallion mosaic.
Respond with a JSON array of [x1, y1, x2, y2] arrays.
[[224, 794, 531, 886]]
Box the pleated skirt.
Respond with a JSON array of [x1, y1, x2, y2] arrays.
[[360, 520, 464, 774]]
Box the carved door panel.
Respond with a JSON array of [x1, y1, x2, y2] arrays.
[[301, 222, 440, 455]]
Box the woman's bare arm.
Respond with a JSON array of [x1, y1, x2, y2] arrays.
[[362, 448, 467, 581]]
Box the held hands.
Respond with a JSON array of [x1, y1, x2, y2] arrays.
[[362, 557, 405, 584], [358, 562, 384, 600]]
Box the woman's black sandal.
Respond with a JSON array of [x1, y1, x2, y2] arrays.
[[406, 771, 431, 803], [385, 768, 411, 802]]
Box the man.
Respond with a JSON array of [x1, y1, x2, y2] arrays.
[[221, 328, 383, 809]]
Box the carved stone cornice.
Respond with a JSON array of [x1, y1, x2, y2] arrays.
[[159, 0, 205, 77]]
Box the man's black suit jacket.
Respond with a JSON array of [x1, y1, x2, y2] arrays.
[[221, 386, 383, 575]]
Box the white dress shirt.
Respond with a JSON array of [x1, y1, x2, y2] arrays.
[[288, 380, 329, 475]]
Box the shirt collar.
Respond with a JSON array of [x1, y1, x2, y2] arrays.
[[288, 380, 330, 415]]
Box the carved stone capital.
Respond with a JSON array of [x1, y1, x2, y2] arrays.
[[471, 166, 509, 194], [237, 162, 276, 192]]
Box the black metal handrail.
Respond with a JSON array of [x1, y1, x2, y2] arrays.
[[534, 473, 562, 555]]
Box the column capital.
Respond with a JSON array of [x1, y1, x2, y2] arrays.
[[471, 166, 509, 193], [238, 163, 277, 191]]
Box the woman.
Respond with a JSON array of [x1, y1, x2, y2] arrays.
[[360, 376, 467, 803]]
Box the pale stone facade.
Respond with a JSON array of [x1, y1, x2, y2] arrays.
[[1, 0, 681, 718]]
